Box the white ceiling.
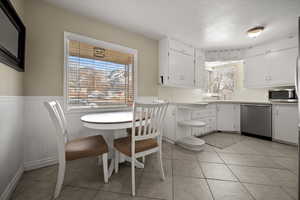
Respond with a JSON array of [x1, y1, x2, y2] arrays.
[[44, 0, 300, 50]]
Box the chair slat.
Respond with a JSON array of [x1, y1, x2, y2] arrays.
[[131, 101, 168, 140]]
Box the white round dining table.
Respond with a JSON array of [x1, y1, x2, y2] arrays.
[[80, 111, 143, 178]]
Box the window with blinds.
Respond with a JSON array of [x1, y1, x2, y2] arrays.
[[65, 35, 135, 109]]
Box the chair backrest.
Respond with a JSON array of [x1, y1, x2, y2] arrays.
[[44, 101, 69, 148], [131, 101, 168, 142]]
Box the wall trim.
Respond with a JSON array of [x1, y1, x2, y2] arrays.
[[0, 166, 23, 200], [0, 96, 23, 102], [24, 156, 58, 171]]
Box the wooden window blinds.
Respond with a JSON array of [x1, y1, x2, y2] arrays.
[[66, 40, 135, 108]]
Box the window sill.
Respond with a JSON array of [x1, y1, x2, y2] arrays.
[[65, 105, 132, 115]]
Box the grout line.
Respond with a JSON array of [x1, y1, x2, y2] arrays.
[[215, 150, 257, 200], [239, 182, 257, 200], [205, 178, 216, 200], [196, 155, 216, 199], [280, 186, 297, 200]]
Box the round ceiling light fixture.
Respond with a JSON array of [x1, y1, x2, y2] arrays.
[[247, 26, 265, 38]]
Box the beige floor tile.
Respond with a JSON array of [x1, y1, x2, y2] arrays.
[[197, 151, 224, 163], [172, 146, 197, 161], [173, 176, 213, 200], [56, 186, 98, 200], [215, 143, 259, 155], [244, 183, 293, 200], [273, 157, 298, 173], [219, 153, 285, 169], [208, 179, 253, 200], [200, 163, 237, 181], [229, 165, 297, 187], [162, 141, 173, 159], [137, 172, 172, 200], [22, 165, 58, 183], [64, 164, 106, 190], [143, 155, 172, 177], [102, 165, 143, 194], [11, 179, 54, 200], [173, 159, 204, 178], [282, 186, 298, 200], [93, 190, 158, 200]]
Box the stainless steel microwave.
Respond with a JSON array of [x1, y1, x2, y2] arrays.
[[268, 89, 298, 102]]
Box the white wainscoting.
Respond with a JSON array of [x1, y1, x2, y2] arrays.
[[0, 96, 24, 200], [23, 96, 128, 170]]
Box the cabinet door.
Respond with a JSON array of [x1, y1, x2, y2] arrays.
[[169, 50, 195, 88], [273, 105, 298, 144], [169, 39, 194, 56], [163, 105, 177, 141], [216, 104, 236, 131], [233, 104, 241, 132], [267, 48, 298, 86], [244, 55, 269, 88]]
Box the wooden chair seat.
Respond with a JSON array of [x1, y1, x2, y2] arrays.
[[114, 136, 158, 156], [66, 135, 108, 161]]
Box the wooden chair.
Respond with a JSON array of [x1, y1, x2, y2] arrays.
[[44, 101, 109, 199], [113, 101, 169, 196]]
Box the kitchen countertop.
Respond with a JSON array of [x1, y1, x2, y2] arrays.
[[171, 100, 298, 105]]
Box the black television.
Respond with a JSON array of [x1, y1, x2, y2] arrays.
[[0, 0, 25, 72]]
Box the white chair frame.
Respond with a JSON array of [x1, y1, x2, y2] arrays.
[[44, 101, 108, 199], [115, 101, 169, 196]]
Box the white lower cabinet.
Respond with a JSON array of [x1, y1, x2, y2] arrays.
[[272, 104, 298, 145], [216, 104, 240, 132], [163, 105, 177, 141], [163, 104, 217, 142]]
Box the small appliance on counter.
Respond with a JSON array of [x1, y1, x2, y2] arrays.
[[268, 88, 298, 103]]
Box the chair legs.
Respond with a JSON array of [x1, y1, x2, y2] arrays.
[[54, 159, 66, 199], [131, 157, 136, 196], [157, 148, 165, 180], [102, 153, 108, 183]]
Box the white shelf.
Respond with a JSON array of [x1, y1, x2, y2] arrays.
[[178, 120, 206, 127], [176, 136, 206, 151]]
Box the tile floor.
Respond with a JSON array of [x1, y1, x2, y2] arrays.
[[11, 134, 298, 200]]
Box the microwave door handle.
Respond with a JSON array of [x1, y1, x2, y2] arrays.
[[295, 56, 299, 96]]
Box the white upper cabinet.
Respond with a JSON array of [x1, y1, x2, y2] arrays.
[[244, 37, 298, 88], [159, 38, 196, 88], [169, 39, 194, 56], [168, 50, 195, 87], [244, 54, 269, 88], [266, 48, 298, 86]]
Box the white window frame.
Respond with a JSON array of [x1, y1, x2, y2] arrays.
[[64, 32, 138, 112]]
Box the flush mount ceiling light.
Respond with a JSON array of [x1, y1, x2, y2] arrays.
[[247, 26, 265, 38]]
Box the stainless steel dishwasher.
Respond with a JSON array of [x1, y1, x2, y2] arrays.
[[240, 104, 272, 140]]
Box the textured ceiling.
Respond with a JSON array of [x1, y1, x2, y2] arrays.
[[44, 0, 300, 50]]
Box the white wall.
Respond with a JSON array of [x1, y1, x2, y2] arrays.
[[0, 97, 24, 199]]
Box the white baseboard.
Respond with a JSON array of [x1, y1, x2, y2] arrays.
[[24, 157, 58, 171], [0, 166, 23, 200]]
